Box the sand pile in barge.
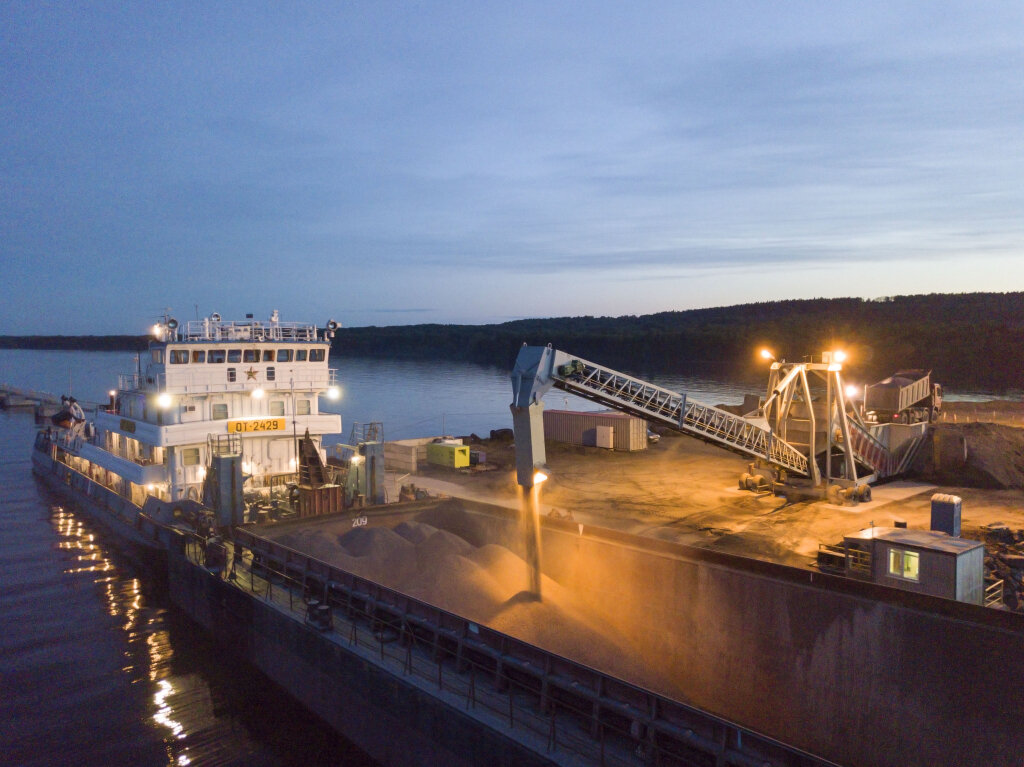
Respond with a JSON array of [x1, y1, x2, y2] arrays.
[[268, 520, 651, 686]]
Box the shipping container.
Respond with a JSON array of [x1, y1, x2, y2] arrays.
[[542, 409, 648, 451], [426, 442, 471, 468]]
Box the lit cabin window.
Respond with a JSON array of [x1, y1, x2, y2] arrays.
[[888, 549, 920, 581], [208, 350, 226, 363], [277, 349, 293, 362], [269, 400, 284, 416], [262, 350, 274, 362], [182, 448, 200, 466], [267, 367, 276, 381], [152, 349, 163, 364], [243, 349, 258, 363], [310, 349, 325, 362], [297, 399, 311, 415], [295, 349, 308, 362], [191, 350, 206, 363], [169, 350, 189, 364], [212, 403, 228, 420], [228, 349, 242, 363]]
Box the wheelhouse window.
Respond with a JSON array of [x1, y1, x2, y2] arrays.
[[228, 349, 242, 363], [243, 349, 258, 363], [888, 549, 920, 582], [262, 349, 274, 362], [208, 350, 226, 363], [295, 349, 308, 362], [169, 350, 189, 364], [309, 349, 325, 362], [227, 368, 237, 383], [182, 448, 201, 466], [296, 399, 311, 415], [269, 400, 285, 416], [212, 403, 228, 420], [277, 349, 293, 362], [191, 350, 206, 363]]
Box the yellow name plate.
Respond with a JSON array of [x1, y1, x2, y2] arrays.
[[227, 418, 286, 433]]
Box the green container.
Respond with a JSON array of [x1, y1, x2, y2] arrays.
[[426, 443, 470, 468]]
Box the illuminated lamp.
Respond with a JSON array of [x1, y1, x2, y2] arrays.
[[156, 392, 172, 409], [326, 386, 340, 400], [251, 388, 265, 399]]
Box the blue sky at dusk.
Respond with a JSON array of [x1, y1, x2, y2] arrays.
[[2, 2, 1023, 334]]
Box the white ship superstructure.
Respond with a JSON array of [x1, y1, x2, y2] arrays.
[[51, 311, 342, 514]]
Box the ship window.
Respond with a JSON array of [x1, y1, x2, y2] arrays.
[[266, 367, 276, 381], [228, 349, 242, 363], [297, 399, 311, 415], [309, 349, 325, 362], [227, 368, 237, 383], [295, 349, 308, 362], [269, 400, 285, 416], [212, 403, 228, 420], [169, 350, 189, 364], [888, 549, 920, 582], [262, 350, 274, 362], [151, 349, 163, 364], [277, 349, 293, 362], [243, 349, 258, 363], [208, 349, 226, 363], [191, 350, 206, 363], [182, 448, 200, 466]]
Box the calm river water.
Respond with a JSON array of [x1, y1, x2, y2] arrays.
[[0, 348, 1007, 766]]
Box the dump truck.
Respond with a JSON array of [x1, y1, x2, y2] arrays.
[[864, 369, 942, 424]]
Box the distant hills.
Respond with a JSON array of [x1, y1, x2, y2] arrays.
[[2, 293, 1021, 392]]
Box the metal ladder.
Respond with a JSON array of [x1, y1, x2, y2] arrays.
[[552, 356, 810, 476]]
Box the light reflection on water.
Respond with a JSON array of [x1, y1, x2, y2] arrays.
[[0, 413, 376, 767]]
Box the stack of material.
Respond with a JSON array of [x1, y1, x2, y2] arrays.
[[267, 519, 655, 689]]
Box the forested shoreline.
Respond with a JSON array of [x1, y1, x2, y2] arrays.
[[2, 293, 1021, 392]]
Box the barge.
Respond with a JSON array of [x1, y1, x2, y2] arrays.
[[28, 312, 1024, 766]]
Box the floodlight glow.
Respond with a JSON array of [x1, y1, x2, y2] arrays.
[[845, 384, 860, 399], [833, 350, 847, 363], [151, 324, 162, 338], [760, 348, 775, 361], [533, 470, 548, 484], [156, 392, 172, 409], [108, 390, 116, 397], [326, 386, 340, 400], [251, 387, 265, 399]]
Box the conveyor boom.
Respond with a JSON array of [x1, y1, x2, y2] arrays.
[[512, 346, 809, 476]]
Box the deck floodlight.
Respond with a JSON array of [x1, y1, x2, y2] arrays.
[[151, 324, 163, 338], [833, 350, 847, 363], [845, 384, 860, 399], [251, 387, 265, 399], [533, 462, 551, 485], [326, 386, 341, 400], [156, 392, 172, 409], [760, 348, 775, 361]]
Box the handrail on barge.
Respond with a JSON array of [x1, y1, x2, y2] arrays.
[[227, 527, 837, 767]]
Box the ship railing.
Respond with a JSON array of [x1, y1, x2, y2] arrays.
[[213, 529, 837, 767], [158, 372, 336, 395], [179, 319, 319, 343], [985, 579, 1005, 608]]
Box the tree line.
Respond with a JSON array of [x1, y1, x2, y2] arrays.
[[1, 293, 1021, 392]]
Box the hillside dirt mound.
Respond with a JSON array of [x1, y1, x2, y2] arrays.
[[913, 423, 1024, 489]]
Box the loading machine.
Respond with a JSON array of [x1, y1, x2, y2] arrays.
[[510, 344, 929, 504]]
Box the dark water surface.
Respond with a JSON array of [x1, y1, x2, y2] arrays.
[[0, 412, 376, 767]]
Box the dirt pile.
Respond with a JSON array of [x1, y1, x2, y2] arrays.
[[268, 519, 650, 684], [913, 423, 1024, 489]]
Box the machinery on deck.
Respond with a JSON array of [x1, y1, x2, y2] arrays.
[[510, 344, 930, 504]]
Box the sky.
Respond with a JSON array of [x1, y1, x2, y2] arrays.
[[2, 2, 1023, 335]]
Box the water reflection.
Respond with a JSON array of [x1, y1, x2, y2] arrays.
[[49, 504, 195, 766]]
